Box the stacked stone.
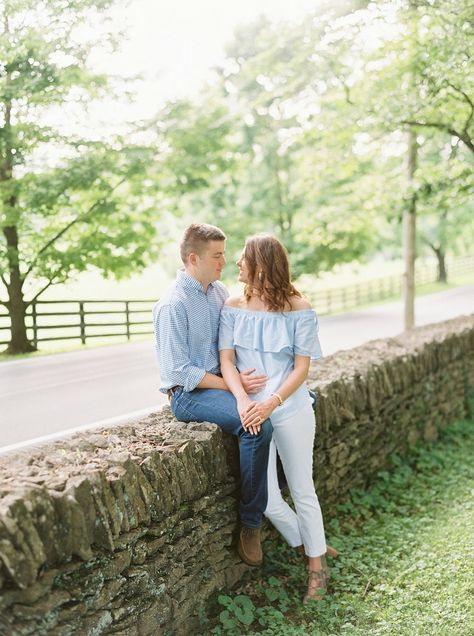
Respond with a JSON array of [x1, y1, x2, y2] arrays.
[[0, 417, 246, 635], [310, 315, 474, 506], [0, 314, 473, 635]]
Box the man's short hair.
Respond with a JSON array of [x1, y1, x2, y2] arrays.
[[180, 223, 226, 263]]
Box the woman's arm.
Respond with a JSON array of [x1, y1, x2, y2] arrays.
[[241, 354, 311, 427], [220, 349, 261, 434]]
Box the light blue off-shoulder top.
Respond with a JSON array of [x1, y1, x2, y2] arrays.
[[218, 306, 323, 424]]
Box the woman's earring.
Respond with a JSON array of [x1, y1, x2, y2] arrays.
[[258, 271, 264, 281]]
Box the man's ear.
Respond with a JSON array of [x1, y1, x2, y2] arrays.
[[188, 252, 199, 267]]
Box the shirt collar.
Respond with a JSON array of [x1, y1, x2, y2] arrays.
[[176, 269, 216, 293]]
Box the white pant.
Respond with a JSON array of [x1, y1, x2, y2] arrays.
[[264, 401, 327, 557]]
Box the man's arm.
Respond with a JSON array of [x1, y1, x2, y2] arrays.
[[196, 370, 267, 393], [195, 372, 227, 390], [154, 302, 210, 392]]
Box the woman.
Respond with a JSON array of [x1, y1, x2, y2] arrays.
[[219, 233, 332, 603]]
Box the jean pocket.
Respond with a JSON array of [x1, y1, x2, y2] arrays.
[[171, 386, 184, 403], [172, 389, 196, 422]]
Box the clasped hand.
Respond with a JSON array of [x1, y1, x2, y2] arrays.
[[237, 396, 275, 436]]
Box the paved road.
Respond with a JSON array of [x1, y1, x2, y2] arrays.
[[1, 285, 472, 451]]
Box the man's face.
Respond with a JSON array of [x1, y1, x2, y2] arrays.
[[195, 240, 226, 284]]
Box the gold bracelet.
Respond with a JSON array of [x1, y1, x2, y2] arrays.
[[271, 392, 284, 406]]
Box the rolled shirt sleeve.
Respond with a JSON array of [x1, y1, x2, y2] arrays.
[[154, 302, 206, 392]]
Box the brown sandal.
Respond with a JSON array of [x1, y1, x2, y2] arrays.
[[304, 560, 330, 604]]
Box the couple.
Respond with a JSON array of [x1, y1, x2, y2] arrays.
[[153, 223, 333, 603]]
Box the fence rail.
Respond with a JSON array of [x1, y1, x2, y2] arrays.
[[1, 254, 473, 348], [0, 300, 154, 348], [304, 253, 474, 316]]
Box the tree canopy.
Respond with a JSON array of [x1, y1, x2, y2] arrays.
[[0, 0, 160, 352], [1, 0, 472, 352], [156, 0, 473, 278]]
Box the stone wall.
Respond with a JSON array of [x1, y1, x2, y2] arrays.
[[1, 315, 473, 636]]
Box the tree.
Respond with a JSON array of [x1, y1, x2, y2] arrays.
[[159, 3, 375, 274], [320, 0, 473, 323], [399, 0, 474, 155], [0, 0, 159, 354], [368, 0, 472, 325], [155, 0, 473, 292], [415, 135, 473, 281]]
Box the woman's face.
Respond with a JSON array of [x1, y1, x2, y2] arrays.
[[236, 251, 250, 283]]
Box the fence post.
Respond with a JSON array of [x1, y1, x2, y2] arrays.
[[125, 301, 130, 340], [79, 302, 86, 345], [32, 301, 38, 348]]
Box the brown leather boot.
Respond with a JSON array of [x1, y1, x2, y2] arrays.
[[326, 545, 338, 559], [238, 527, 263, 566]]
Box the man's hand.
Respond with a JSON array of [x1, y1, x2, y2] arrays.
[[239, 368, 267, 395]]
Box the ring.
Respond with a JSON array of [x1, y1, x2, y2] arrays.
[[257, 416, 262, 422]]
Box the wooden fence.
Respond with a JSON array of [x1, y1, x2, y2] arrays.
[[0, 254, 473, 348], [305, 254, 474, 315], [0, 300, 153, 348]]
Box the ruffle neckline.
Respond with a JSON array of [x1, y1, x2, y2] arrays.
[[220, 306, 320, 355]]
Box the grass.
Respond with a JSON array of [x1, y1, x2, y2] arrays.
[[0, 333, 152, 362], [205, 416, 474, 636]]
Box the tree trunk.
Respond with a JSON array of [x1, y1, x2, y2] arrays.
[[0, 105, 33, 354], [434, 247, 447, 283], [403, 129, 418, 330], [0, 48, 35, 354], [2, 226, 36, 354], [4, 290, 35, 355], [424, 241, 448, 284]]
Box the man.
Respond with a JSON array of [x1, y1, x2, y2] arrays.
[[153, 223, 272, 566]]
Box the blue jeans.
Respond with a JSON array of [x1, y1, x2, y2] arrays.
[[171, 387, 273, 528]]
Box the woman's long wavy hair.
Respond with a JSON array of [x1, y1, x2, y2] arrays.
[[243, 234, 301, 311]]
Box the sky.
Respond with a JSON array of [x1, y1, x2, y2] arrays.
[[92, 0, 323, 123]]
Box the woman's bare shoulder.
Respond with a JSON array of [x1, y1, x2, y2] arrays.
[[224, 296, 245, 308], [289, 295, 312, 311]]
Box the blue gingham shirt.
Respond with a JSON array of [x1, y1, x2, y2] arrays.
[[153, 270, 229, 393]]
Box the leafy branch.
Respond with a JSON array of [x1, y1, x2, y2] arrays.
[[23, 176, 127, 279]]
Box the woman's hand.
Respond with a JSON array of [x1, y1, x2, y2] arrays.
[[241, 396, 279, 434], [237, 395, 263, 435], [237, 395, 252, 418]]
